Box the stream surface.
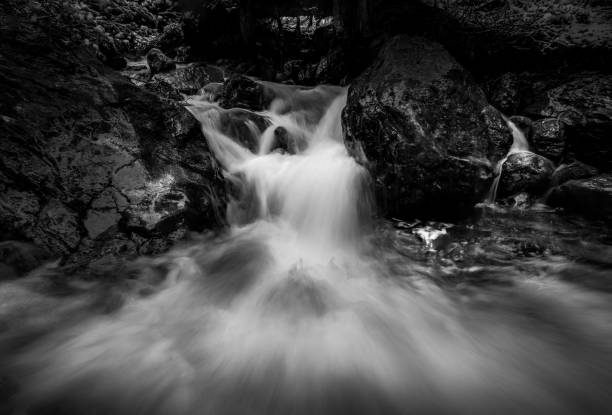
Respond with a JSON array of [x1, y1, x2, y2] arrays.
[[1, 84, 612, 415]]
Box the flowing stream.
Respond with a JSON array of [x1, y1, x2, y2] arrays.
[[1, 84, 612, 415]]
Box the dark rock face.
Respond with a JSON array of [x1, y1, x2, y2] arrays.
[[551, 161, 598, 186], [0, 30, 226, 264], [218, 75, 274, 111], [486, 72, 523, 115], [0, 241, 49, 279], [548, 174, 612, 220], [525, 73, 612, 171], [144, 78, 184, 101], [498, 152, 555, 198], [146, 48, 176, 75], [531, 118, 566, 163], [152, 63, 224, 95], [342, 36, 512, 219], [151, 22, 184, 58]]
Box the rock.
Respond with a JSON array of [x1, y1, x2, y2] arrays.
[[485, 72, 523, 114], [153, 63, 224, 95], [314, 48, 348, 85], [217, 109, 270, 152], [498, 152, 555, 198], [548, 174, 612, 220], [97, 35, 127, 70], [509, 115, 533, 138], [144, 78, 183, 101], [155, 22, 184, 57], [531, 118, 566, 162], [146, 47, 175, 75], [0, 26, 227, 263], [524, 73, 612, 171], [343, 36, 513, 219], [0, 241, 49, 278], [218, 75, 274, 111], [37, 199, 82, 254], [84, 188, 124, 239], [125, 175, 189, 235], [551, 161, 598, 186], [198, 82, 224, 102], [282, 60, 318, 85]]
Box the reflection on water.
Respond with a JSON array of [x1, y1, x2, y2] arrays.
[[1, 83, 612, 415]]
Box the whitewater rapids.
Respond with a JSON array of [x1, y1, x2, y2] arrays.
[[1, 83, 611, 415]]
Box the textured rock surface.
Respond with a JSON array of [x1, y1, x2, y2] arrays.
[[218, 75, 274, 111], [0, 24, 226, 264], [498, 152, 555, 199], [146, 48, 175, 75], [343, 35, 512, 219], [153, 63, 224, 95], [551, 161, 598, 186], [531, 118, 566, 163], [548, 174, 612, 220], [525, 73, 612, 171]]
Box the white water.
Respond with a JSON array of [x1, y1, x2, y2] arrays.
[[486, 118, 530, 203], [1, 84, 612, 415]]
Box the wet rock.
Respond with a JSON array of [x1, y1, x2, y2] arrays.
[[548, 174, 612, 220], [144, 78, 183, 101], [314, 48, 348, 85], [485, 72, 523, 114], [198, 82, 224, 102], [36, 200, 81, 254], [153, 22, 184, 57], [0, 28, 227, 263], [84, 189, 124, 240], [153, 63, 224, 95], [97, 35, 127, 70], [509, 115, 533, 138], [498, 152, 555, 198], [282, 60, 318, 85], [125, 175, 189, 235], [218, 75, 273, 111], [217, 109, 270, 152], [146, 47, 175, 75], [551, 161, 598, 186], [0, 241, 49, 278], [524, 73, 612, 171], [270, 126, 307, 154], [343, 36, 513, 219], [531, 118, 566, 163]]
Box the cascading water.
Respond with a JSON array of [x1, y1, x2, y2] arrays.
[[486, 118, 530, 203], [1, 83, 612, 415]]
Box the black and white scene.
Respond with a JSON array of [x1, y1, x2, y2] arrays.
[[1, 0, 612, 414]]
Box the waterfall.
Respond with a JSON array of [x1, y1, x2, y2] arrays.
[[2, 82, 612, 415], [486, 117, 530, 203], [187, 85, 374, 256]]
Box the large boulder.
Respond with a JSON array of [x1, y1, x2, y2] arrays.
[[342, 36, 513, 219], [0, 27, 226, 265], [497, 152, 555, 199], [524, 73, 612, 171], [548, 174, 612, 220]]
